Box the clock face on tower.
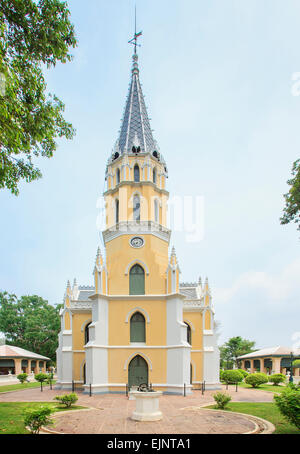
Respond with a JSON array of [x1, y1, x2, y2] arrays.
[[130, 236, 144, 248]]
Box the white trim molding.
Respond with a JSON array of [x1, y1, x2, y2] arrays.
[[123, 352, 153, 371], [125, 307, 151, 324], [125, 259, 150, 275]]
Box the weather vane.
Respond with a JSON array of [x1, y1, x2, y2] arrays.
[[128, 6, 142, 54]]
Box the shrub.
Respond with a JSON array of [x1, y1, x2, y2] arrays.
[[213, 392, 232, 409], [292, 359, 300, 369], [274, 386, 300, 429], [269, 373, 286, 386], [220, 370, 224, 381], [245, 372, 268, 388], [34, 373, 48, 383], [237, 369, 249, 378], [54, 393, 78, 408], [24, 405, 53, 434], [17, 373, 28, 384], [222, 370, 244, 383]]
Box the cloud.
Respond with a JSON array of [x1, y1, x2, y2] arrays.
[[214, 258, 300, 305]]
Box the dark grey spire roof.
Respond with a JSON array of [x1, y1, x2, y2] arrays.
[[117, 54, 156, 155]]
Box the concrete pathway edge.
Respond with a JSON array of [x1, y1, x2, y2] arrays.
[[40, 404, 275, 435]]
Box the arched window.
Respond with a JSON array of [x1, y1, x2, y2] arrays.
[[185, 323, 191, 345], [85, 322, 91, 344], [115, 199, 119, 224], [130, 312, 146, 342], [116, 168, 120, 185], [134, 164, 140, 182], [129, 264, 145, 295], [154, 199, 159, 223], [133, 194, 140, 222], [153, 168, 157, 184]]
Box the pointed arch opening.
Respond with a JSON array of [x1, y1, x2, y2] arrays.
[[129, 264, 145, 295], [185, 322, 192, 345], [154, 199, 159, 223], [84, 322, 92, 345], [133, 194, 140, 222], [128, 355, 148, 388], [134, 164, 140, 182], [153, 167, 157, 184], [115, 198, 119, 224], [116, 168, 120, 184], [130, 311, 146, 343]]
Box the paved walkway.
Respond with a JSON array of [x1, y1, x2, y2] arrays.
[[0, 385, 275, 434]]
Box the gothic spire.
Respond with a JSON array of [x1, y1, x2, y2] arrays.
[[116, 53, 157, 155]]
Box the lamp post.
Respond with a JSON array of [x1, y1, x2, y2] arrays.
[[289, 352, 294, 383]]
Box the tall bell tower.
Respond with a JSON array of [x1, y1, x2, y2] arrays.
[[102, 48, 173, 296]]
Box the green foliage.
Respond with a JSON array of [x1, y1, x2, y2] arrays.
[[220, 369, 224, 381], [213, 392, 232, 409], [54, 393, 78, 408], [274, 385, 300, 430], [219, 336, 256, 369], [17, 373, 28, 383], [280, 159, 300, 232], [237, 369, 249, 378], [0, 0, 77, 194], [34, 373, 48, 383], [245, 372, 269, 388], [0, 292, 60, 361], [269, 373, 286, 386], [292, 359, 300, 368], [23, 405, 53, 434], [222, 369, 244, 383]]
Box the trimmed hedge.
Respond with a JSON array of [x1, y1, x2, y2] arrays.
[[222, 370, 244, 383], [274, 384, 300, 429], [17, 373, 28, 384], [54, 393, 78, 408], [237, 369, 249, 378], [269, 373, 286, 386], [245, 372, 268, 388], [213, 392, 232, 409], [24, 405, 53, 434]]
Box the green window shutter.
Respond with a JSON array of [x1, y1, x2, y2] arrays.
[[130, 312, 146, 342], [129, 264, 145, 295]]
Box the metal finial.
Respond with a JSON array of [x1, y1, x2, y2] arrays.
[[128, 5, 142, 55]]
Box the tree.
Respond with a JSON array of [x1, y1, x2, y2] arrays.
[[0, 292, 61, 361], [220, 336, 256, 369], [0, 0, 77, 195], [280, 159, 300, 233]]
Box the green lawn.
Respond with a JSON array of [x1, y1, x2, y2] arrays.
[[0, 381, 56, 393], [222, 381, 288, 394], [0, 402, 85, 434], [207, 402, 299, 434], [237, 382, 289, 393]]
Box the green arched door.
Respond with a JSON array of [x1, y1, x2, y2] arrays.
[[128, 355, 148, 388]]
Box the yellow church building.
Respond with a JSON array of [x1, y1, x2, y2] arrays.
[[56, 47, 220, 395]]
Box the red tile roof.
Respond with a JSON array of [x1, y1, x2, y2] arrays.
[[0, 345, 50, 360]]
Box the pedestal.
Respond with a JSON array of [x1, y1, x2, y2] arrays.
[[131, 391, 163, 421]]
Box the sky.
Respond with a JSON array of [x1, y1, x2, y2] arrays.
[[0, 0, 299, 348]]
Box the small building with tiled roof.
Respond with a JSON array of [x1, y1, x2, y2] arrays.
[[238, 346, 300, 376], [0, 345, 50, 376]]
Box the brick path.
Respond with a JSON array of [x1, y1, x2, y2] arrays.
[[0, 385, 275, 434]]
